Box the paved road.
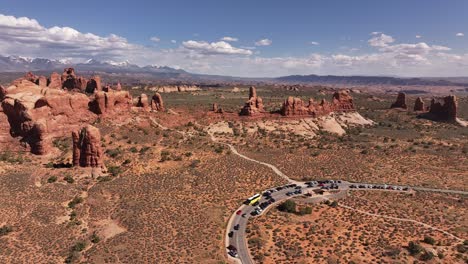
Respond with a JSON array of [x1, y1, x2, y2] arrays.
[[224, 180, 460, 264]]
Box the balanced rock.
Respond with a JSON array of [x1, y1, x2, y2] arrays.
[[72, 125, 104, 168], [391, 92, 407, 109], [414, 97, 425, 112]]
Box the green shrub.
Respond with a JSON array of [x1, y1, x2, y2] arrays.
[[68, 197, 84, 209], [278, 200, 296, 213], [0, 225, 13, 236], [423, 236, 436, 245], [408, 241, 423, 255], [64, 175, 74, 184], [47, 176, 57, 183]]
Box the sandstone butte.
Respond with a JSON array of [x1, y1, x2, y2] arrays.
[[427, 95, 458, 122], [390, 92, 408, 109]]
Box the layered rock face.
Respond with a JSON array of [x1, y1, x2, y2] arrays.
[[414, 97, 425, 112], [89, 90, 132, 115], [280, 90, 355, 117], [428, 95, 458, 121], [150, 93, 165, 111], [239, 86, 264, 116], [72, 125, 104, 168], [391, 92, 407, 109], [1, 79, 93, 154]]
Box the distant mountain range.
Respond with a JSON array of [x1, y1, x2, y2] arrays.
[[1, 55, 468, 86], [0, 55, 187, 74], [275, 74, 468, 86]]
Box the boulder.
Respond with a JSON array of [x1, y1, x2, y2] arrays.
[[414, 97, 425, 112], [151, 93, 164, 111], [390, 92, 407, 109], [72, 125, 105, 168]]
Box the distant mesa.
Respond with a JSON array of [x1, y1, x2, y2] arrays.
[[390, 92, 407, 109]]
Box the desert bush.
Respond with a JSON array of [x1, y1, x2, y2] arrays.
[[278, 200, 296, 213], [423, 236, 436, 245], [68, 197, 84, 209], [408, 241, 423, 255], [47, 176, 57, 183], [64, 175, 74, 184], [108, 165, 123, 176], [0, 225, 13, 236]]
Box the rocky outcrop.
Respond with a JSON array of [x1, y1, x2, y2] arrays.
[[62, 68, 87, 91], [24, 72, 38, 83], [137, 94, 150, 108], [150, 93, 164, 111], [37, 76, 48, 87], [89, 90, 132, 115], [1, 80, 93, 154], [332, 90, 355, 111], [414, 97, 425, 112], [280, 90, 355, 117], [390, 92, 407, 109], [85, 76, 102, 93], [0, 85, 6, 101], [48, 72, 62, 89], [72, 125, 104, 168], [428, 95, 457, 122], [239, 86, 264, 116], [115, 82, 122, 91]]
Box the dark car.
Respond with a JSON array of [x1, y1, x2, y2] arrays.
[[233, 224, 240, 230], [276, 186, 284, 191], [294, 186, 302, 190], [250, 211, 258, 216], [269, 198, 276, 203], [241, 213, 247, 218], [227, 245, 238, 257], [228, 231, 234, 237]]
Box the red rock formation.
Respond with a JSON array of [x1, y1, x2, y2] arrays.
[[414, 97, 425, 112], [72, 125, 104, 168], [0, 85, 6, 101], [115, 82, 122, 91], [281, 97, 309, 116], [85, 76, 102, 93], [332, 90, 355, 111], [239, 86, 264, 116], [62, 68, 87, 91], [211, 102, 223, 113], [48, 72, 62, 89], [390, 92, 407, 109], [24, 72, 38, 83], [151, 93, 165, 111], [37, 76, 48, 87], [137, 94, 150, 108], [89, 90, 132, 115], [1, 80, 93, 154], [428, 95, 458, 121]]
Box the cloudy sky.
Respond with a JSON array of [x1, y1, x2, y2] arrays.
[[0, 0, 467, 77]]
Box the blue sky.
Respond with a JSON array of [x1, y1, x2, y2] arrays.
[[0, 0, 467, 76]]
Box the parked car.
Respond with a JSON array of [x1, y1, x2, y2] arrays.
[[236, 210, 242, 215], [233, 224, 240, 230], [228, 231, 234, 238]]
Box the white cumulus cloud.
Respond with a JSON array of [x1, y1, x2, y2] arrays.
[[182, 40, 252, 55], [255, 38, 272, 46], [221, 36, 238, 42], [456, 32, 464, 37], [310, 41, 320, 45], [368, 33, 395, 47], [150, 36, 160, 42]]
